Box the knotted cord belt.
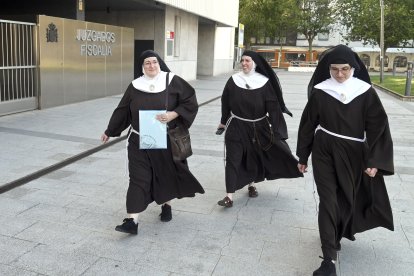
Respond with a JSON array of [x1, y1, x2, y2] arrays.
[[311, 124, 366, 214], [224, 111, 267, 131], [124, 127, 140, 176], [315, 124, 366, 142], [222, 111, 273, 166]]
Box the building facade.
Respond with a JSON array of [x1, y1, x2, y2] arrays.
[[0, 0, 239, 115], [251, 26, 413, 72]]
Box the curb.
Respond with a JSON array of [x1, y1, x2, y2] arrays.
[[0, 96, 222, 194], [373, 84, 414, 101], [0, 136, 126, 194]]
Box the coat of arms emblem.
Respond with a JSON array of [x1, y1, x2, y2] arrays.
[[46, 23, 58, 42]]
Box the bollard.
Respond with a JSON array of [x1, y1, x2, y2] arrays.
[[393, 60, 397, 77], [405, 61, 413, 96]]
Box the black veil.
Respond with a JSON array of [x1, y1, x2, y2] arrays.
[[307, 45, 371, 98], [136, 50, 171, 77], [242, 50, 293, 117]]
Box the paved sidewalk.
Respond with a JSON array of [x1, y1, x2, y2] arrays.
[[0, 71, 413, 275]]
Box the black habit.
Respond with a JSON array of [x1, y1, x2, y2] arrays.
[[221, 77, 303, 193], [105, 75, 204, 213], [297, 86, 394, 260]]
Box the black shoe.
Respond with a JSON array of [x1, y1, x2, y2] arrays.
[[115, 218, 138, 235], [335, 242, 341, 251], [248, 186, 258, 197], [160, 204, 172, 222], [313, 258, 336, 276], [217, 196, 233, 207]]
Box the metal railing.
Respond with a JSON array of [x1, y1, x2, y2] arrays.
[[0, 19, 38, 113], [289, 61, 318, 67]]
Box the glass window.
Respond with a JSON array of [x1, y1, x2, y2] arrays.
[[297, 33, 306, 40], [318, 33, 329, 41], [360, 54, 370, 67], [285, 53, 301, 61], [166, 39, 174, 56], [257, 52, 274, 62], [394, 56, 408, 67], [274, 37, 286, 44], [375, 55, 389, 67]]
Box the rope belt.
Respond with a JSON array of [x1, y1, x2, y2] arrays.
[[315, 124, 366, 142], [225, 111, 267, 130], [221, 112, 272, 165], [124, 127, 140, 176]]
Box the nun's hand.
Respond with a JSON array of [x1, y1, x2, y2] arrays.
[[297, 163, 308, 173], [364, 168, 378, 178], [156, 111, 178, 123], [101, 133, 110, 144]]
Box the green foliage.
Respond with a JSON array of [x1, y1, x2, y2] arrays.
[[239, 0, 298, 46], [371, 75, 413, 95], [239, 0, 336, 60], [296, 0, 336, 58], [296, 0, 336, 42], [336, 0, 414, 50]]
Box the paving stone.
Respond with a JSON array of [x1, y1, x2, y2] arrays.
[[0, 236, 37, 265], [0, 72, 413, 275], [12, 244, 99, 275]]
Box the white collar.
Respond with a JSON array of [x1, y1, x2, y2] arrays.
[[132, 71, 174, 93], [314, 70, 371, 104], [232, 70, 268, 90]]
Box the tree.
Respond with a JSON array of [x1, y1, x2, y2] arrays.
[[239, 0, 298, 48], [336, 0, 414, 50], [239, 0, 267, 48], [239, 0, 337, 62], [295, 0, 336, 61]]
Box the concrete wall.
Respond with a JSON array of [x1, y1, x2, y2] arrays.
[[164, 6, 199, 80], [87, 10, 165, 55], [157, 0, 239, 27], [88, 7, 200, 80], [87, 5, 237, 80], [197, 25, 215, 76], [197, 26, 235, 76], [213, 27, 235, 75]]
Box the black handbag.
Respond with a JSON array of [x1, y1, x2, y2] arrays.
[[165, 73, 193, 161], [168, 124, 193, 161]]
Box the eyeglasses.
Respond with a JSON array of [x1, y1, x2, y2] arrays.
[[143, 60, 159, 67], [240, 57, 253, 63], [330, 66, 351, 73]]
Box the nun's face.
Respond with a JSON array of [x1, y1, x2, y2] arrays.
[[241, 56, 254, 74], [330, 63, 352, 83], [143, 57, 160, 78]]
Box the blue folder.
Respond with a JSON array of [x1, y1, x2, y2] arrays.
[[139, 110, 167, 149]]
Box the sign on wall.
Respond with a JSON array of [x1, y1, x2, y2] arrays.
[[166, 30, 174, 56], [37, 15, 134, 109], [76, 29, 116, 56], [238, 23, 244, 48]]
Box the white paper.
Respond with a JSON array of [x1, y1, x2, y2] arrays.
[[139, 110, 167, 149]]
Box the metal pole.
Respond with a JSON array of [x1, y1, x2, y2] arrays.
[[405, 62, 413, 96], [278, 44, 281, 68], [380, 0, 384, 83]]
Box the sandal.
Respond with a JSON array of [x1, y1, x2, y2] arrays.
[[248, 186, 258, 198], [159, 203, 172, 222], [217, 196, 233, 207]]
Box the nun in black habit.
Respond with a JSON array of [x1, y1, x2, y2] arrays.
[[296, 45, 394, 276], [101, 50, 204, 234], [217, 50, 303, 208]]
